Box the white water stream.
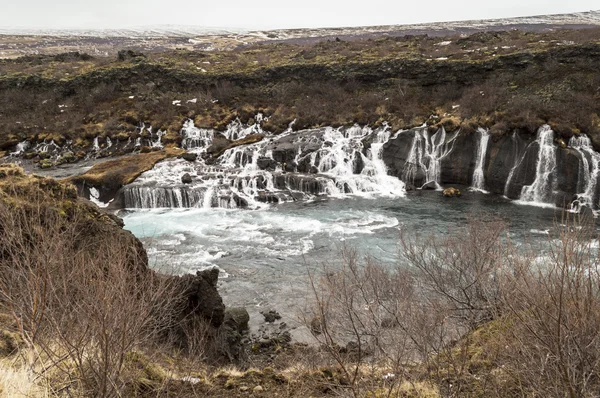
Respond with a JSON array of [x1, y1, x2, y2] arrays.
[[518, 125, 557, 206], [471, 128, 490, 192]]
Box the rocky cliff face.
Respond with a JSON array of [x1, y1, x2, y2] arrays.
[[382, 124, 600, 210]]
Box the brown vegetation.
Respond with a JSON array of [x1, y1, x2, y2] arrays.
[[302, 212, 600, 397], [1, 28, 600, 155]]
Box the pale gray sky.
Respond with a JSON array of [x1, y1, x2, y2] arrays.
[[1, 0, 599, 30]]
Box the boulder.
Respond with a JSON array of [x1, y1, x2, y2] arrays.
[[181, 173, 192, 184], [284, 161, 297, 172], [177, 268, 225, 328], [207, 133, 232, 156], [443, 187, 461, 197], [224, 307, 250, 332], [181, 152, 197, 162]]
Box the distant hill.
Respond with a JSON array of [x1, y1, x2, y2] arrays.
[[1, 10, 599, 57]]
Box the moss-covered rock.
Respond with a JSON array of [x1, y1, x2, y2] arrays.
[[443, 187, 461, 197]]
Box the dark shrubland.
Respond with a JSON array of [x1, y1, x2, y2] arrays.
[[2, 28, 600, 155], [303, 212, 600, 397]]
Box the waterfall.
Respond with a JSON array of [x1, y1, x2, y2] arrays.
[[504, 132, 523, 197], [519, 125, 557, 205], [10, 140, 30, 156], [93, 137, 100, 151], [470, 128, 489, 192], [569, 134, 600, 211], [181, 119, 214, 149], [123, 122, 406, 210], [401, 126, 458, 189], [33, 140, 60, 154], [362, 124, 406, 196]]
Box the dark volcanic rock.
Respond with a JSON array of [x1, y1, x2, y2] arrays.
[[257, 156, 278, 171], [181, 152, 198, 162], [224, 307, 250, 332], [503, 140, 539, 199], [207, 133, 232, 156], [181, 173, 192, 184], [273, 174, 326, 195], [556, 148, 582, 195], [422, 181, 438, 190], [382, 129, 418, 183], [440, 131, 476, 186], [261, 310, 282, 323], [484, 132, 529, 195], [177, 268, 225, 328]]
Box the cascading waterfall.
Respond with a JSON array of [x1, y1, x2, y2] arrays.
[[401, 126, 458, 189], [181, 119, 214, 149], [33, 140, 60, 153], [122, 121, 406, 209], [362, 124, 406, 196], [519, 125, 557, 205], [470, 128, 489, 192], [569, 134, 600, 211]]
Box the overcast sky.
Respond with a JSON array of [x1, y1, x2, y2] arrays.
[[1, 1, 598, 30]]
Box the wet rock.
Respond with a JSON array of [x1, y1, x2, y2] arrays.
[[256, 191, 280, 203], [284, 161, 297, 172], [443, 187, 461, 197], [257, 157, 277, 171], [502, 140, 539, 199], [554, 191, 574, 209], [57, 151, 76, 164], [382, 128, 426, 187], [181, 173, 192, 184], [556, 148, 582, 195], [352, 151, 365, 174], [484, 133, 528, 195], [181, 152, 197, 162], [261, 310, 281, 323], [207, 133, 232, 156], [579, 205, 596, 221], [440, 131, 476, 185]]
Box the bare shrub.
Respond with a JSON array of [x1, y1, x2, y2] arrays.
[[400, 216, 509, 329], [303, 245, 439, 397], [502, 213, 600, 397], [0, 190, 180, 397]]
